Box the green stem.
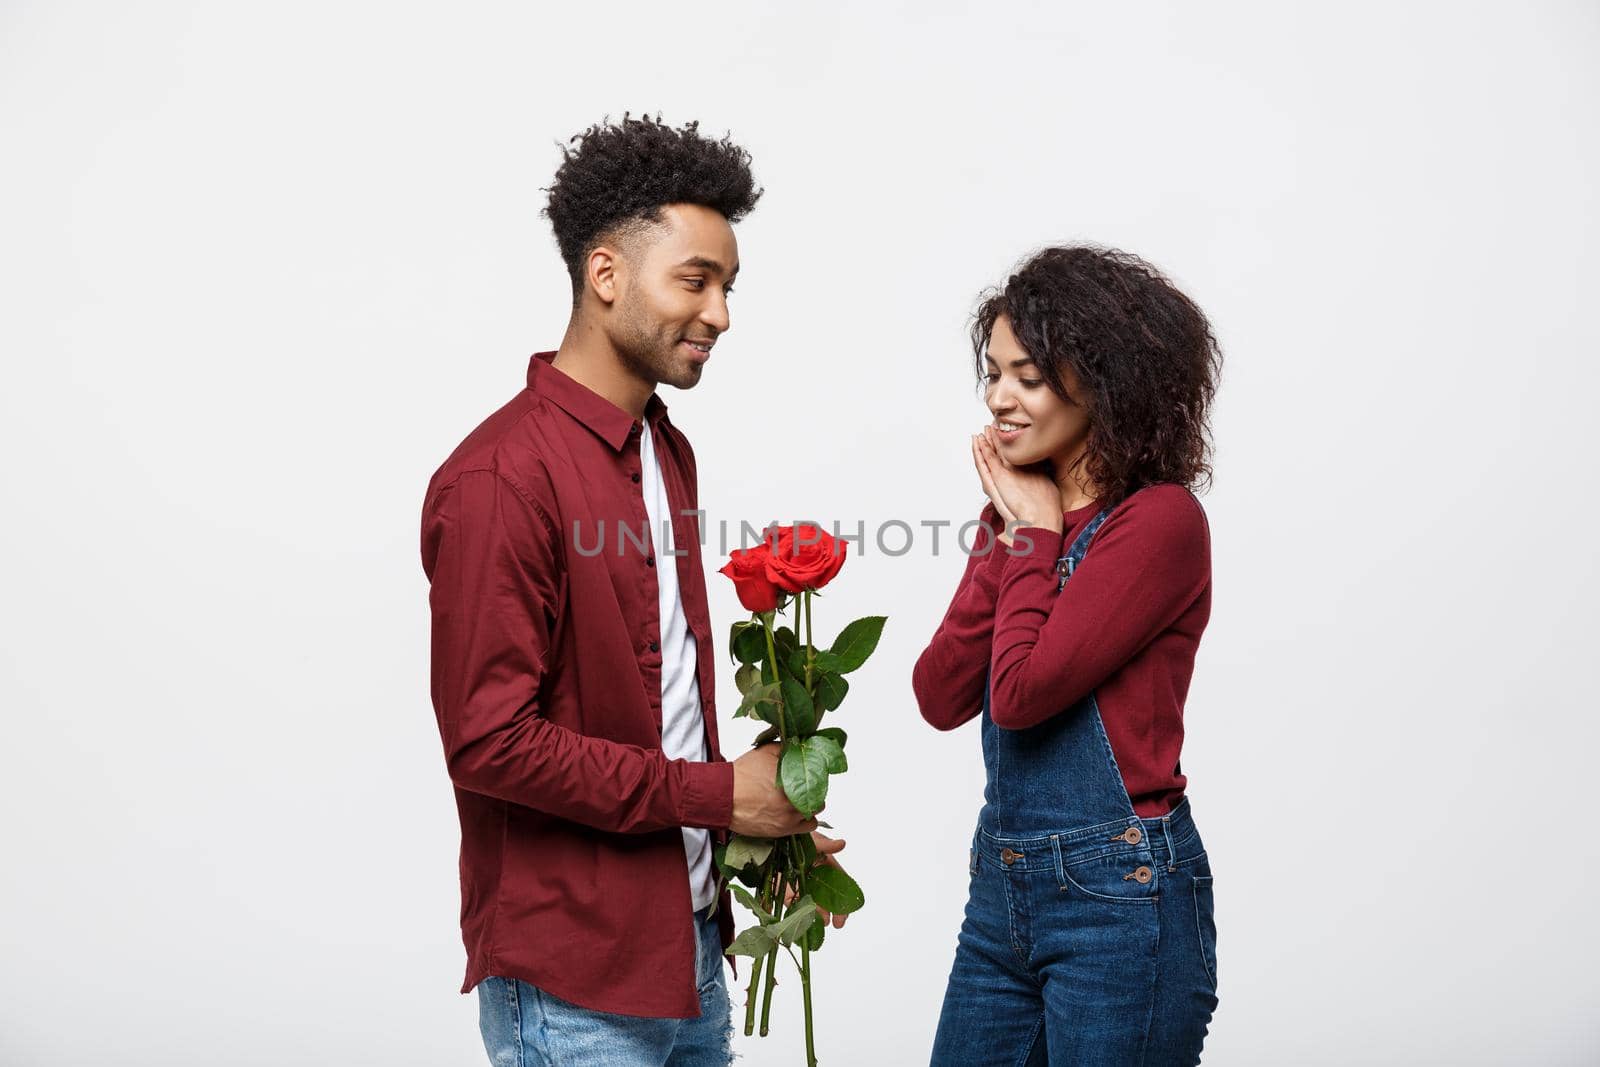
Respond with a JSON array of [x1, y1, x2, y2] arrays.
[[759, 866, 786, 1036], [800, 937, 816, 1066], [803, 590, 814, 690], [742, 859, 777, 1036], [760, 615, 786, 744], [742, 951, 765, 1037]]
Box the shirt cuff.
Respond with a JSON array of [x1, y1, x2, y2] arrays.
[[678, 758, 736, 830], [1001, 526, 1066, 579]]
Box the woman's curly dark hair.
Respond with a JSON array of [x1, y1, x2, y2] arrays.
[[971, 245, 1222, 506], [542, 112, 763, 304]]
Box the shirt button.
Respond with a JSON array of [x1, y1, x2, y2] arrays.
[[646, 557, 655, 568], [649, 640, 660, 653], [630, 472, 641, 483]]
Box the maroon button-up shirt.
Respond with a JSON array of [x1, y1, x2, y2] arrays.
[[420, 350, 737, 1018]]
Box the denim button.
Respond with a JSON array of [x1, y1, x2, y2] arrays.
[[1123, 826, 1142, 844], [1000, 848, 1021, 865], [1125, 865, 1153, 884]]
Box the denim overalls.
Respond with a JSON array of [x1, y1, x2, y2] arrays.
[[931, 511, 1220, 1066]]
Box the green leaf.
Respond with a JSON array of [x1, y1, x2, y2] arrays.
[[736, 680, 783, 724], [815, 727, 847, 750], [734, 662, 762, 696], [752, 724, 780, 746], [796, 831, 818, 870], [724, 835, 776, 871], [731, 884, 773, 922], [827, 616, 887, 674], [727, 924, 777, 958], [779, 673, 817, 736], [806, 864, 865, 915], [730, 622, 766, 665], [805, 916, 826, 952], [779, 736, 831, 816], [783, 644, 809, 683], [773, 896, 820, 946], [811, 733, 847, 773], [813, 671, 848, 711]]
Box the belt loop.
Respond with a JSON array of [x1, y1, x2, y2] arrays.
[[1160, 813, 1175, 872], [1049, 833, 1066, 891]]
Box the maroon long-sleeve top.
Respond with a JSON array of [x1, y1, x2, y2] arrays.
[[420, 351, 736, 1018], [911, 484, 1212, 818]]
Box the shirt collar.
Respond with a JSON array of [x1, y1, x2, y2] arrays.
[[527, 350, 669, 452]]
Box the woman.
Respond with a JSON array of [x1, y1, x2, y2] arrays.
[[914, 245, 1222, 1065]]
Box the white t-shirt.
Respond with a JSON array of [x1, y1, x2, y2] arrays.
[[639, 419, 718, 912]]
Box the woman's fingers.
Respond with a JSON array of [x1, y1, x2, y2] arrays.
[[971, 435, 997, 495], [977, 438, 1019, 523], [983, 425, 1017, 471], [973, 435, 1016, 524]]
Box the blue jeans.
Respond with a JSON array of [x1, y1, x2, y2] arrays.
[[930, 800, 1219, 1065], [477, 903, 732, 1066]]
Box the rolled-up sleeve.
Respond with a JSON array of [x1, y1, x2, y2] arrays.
[[422, 467, 733, 833]]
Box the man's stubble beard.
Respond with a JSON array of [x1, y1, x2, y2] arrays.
[[614, 295, 700, 391]]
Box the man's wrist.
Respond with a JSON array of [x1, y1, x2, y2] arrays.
[[680, 759, 736, 831]]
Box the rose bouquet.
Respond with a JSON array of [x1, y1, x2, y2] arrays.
[[715, 522, 883, 1065]]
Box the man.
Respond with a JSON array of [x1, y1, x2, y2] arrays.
[[420, 114, 846, 1065]]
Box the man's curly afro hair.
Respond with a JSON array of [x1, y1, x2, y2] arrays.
[[542, 112, 763, 305]]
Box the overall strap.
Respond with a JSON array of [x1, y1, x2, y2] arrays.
[[1055, 508, 1113, 591]]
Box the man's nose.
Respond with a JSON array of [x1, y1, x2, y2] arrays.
[[702, 291, 730, 334]]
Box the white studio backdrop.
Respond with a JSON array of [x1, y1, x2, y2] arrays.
[[3, 2, 1597, 1064]]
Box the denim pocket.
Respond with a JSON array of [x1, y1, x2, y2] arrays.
[[1052, 840, 1159, 905], [1192, 874, 1217, 990]]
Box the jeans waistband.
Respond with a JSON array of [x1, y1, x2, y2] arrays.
[[974, 794, 1203, 871]]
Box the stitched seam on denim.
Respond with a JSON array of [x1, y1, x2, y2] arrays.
[[1015, 1013, 1046, 1067], [528, 983, 554, 1066], [1136, 900, 1160, 1065], [505, 979, 525, 1067], [1004, 870, 1029, 965], [1085, 694, 1142, 828], [978, 812, 1135, 845], [1056, 860, 1159, 905], [696, 916, 721, 996], [1165, 825, 1200, 852], [1194, 877, 1217, 991]]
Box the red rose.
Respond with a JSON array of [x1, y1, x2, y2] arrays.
[[763, 523, 848, 593], [718, 543, 783, 612]]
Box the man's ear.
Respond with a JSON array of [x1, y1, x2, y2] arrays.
[[585, 246, 619, 306]]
